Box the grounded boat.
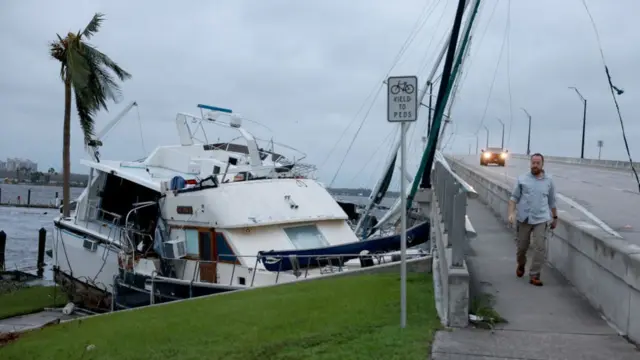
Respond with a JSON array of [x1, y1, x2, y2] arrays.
[[52, 103, 319, 311]]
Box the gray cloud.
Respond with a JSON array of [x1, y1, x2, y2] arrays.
[[1, 0, 639, 190]]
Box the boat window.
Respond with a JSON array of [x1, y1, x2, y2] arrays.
[[185, 229, 199, 256], [216, 233, 238, 263], [284, 225, 329, 250]]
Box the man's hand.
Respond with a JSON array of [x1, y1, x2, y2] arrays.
[[508, 212, 515, 226], [551, 217, 558, 229]]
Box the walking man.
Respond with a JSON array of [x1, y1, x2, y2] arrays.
[[507, 153, 557, 286]]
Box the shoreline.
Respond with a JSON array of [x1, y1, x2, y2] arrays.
[[0, 203, 57, 209]]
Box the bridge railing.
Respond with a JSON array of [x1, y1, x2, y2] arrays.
[[429, 157, 477, 327], [431, 160, 475, 267], [509, 153, 639, 171]]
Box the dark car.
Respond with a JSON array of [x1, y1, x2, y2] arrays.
[[480, 147, 508, 166]]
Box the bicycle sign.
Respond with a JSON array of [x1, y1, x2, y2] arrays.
[[387, 75, 418, 122], [390, 81, 415, 95]]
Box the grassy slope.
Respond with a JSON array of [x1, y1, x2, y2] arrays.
[[0, 285, 68, 320], [0, 272, 439, 360]]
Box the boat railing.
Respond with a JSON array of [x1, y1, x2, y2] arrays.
[[132, 250, 428, 290]]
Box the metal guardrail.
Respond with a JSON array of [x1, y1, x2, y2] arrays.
[[432, 161, 470, 267], [435, 151, 478, 199]]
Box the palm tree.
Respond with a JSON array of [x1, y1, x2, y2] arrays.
[[49, 13, 131, 217]]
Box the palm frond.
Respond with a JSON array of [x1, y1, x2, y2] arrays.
[[50, 13, 132, 145], [82, 44, 132, 81], [81, 13, 104, 40], [74, 89, 96, 146], [66, 41, 91, 90]]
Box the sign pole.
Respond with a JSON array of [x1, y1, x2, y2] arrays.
[[386, 75, 418, 329], [400, 120, 407, 329]]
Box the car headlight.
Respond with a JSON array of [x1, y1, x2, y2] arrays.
[[500, 152, 507, 159], [483, 152, 492, 159]]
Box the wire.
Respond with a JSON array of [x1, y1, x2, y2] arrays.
[[347, 128, 398, 185], [329, 83, 384, 187], [318, 0, 436, 170], [474, 1, 510, 135], [505, 0, 514, 149], [454, 0, 499, 98], [578, 0, 640, 192], [136, 106, 147, 158]]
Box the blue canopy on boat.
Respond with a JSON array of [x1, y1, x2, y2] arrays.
[[257, 221, 430, 272]]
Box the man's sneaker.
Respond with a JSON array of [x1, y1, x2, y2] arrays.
[[516, 265, 525, 278], [529, 276, 543, 286]]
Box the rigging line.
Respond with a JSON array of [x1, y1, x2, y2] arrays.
[[505, 0, 514, 149], [365, 0, 443, 158], [136, 105, 147, 157], [474, 0, 510, 134], [348, 128, 397, 185], [318, 0, 436, 170], [455, 0, 499, 95], [328, 83, 384, 187], [400, 0, 444, 65], [417, 0, 450, 75], [578, 0, 640, 192]]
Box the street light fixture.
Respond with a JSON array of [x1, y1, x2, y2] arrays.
[[496, 118, 505, 149], [568, 86, 587, 159], [521, 108, 532, 156]]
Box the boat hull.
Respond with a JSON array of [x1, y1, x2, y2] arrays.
[[53, 222, 121, 297], [53, 266, 112, 312], [114, 270, 239, 309]]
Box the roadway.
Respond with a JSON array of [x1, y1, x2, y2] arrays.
[[450, 154, 640, 246]]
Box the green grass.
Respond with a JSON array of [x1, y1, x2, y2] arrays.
[[0, 273, 440, 360], [0, 285, 69, 320], [469, 292, 506, 328]]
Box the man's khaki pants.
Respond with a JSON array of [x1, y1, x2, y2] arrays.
[[516, 221, 548, 276]]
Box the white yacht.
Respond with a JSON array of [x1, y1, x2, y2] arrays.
[[52, 104, 320, 310]]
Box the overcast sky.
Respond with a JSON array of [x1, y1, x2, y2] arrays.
[[1, 0, 639, 189]]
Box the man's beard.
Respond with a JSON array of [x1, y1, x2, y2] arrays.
[[530, 167, 541, 175]]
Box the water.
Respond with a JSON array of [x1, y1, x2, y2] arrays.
[[0, 184, 83, 206], [0, 185, 83, 269]]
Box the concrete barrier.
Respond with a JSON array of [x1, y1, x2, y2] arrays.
[[445, 155, 640, 344], [510, 153, 639, 171], [427, 161, 475, 328]]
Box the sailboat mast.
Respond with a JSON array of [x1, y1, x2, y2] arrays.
[[354, 0, 473, 237], [437, 33, 474, 150], [407, 0, 482, 208]]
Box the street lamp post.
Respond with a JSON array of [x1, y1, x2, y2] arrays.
[[569, 86, 587, 159], [497, 118, 505, 149], [597, 140, 603, 160], [483, 125, 489, 149], [521, 108, 532, 156]]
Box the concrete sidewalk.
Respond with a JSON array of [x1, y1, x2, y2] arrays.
[[430, 199, 639, 359]]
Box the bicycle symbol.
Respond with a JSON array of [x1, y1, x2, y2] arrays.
[[390, 81, 415, 95]]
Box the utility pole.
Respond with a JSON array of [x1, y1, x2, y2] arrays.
[[521, 108, 532, 156], [497, 118, 505, 149], [475, 133, 479, 154], [569, 86, 587, 159], [483, 125, 489, 149]]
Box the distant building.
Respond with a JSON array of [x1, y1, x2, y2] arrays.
[[0, 160, 5, 170], [5, 158, 38, 172]]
